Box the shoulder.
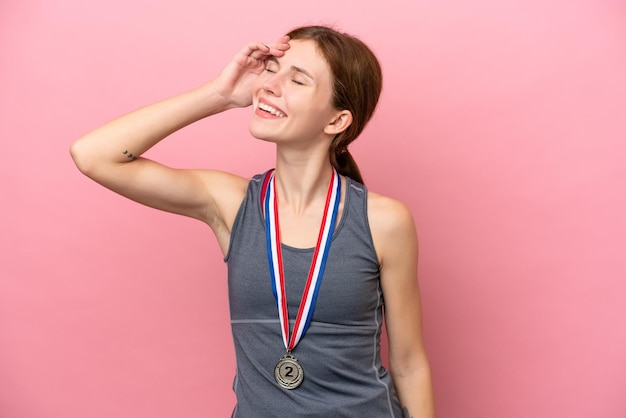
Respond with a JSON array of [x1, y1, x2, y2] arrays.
[[367, 191, 418, 267], [192, 169, 249, 225], [192, 169, 253, 254], [194, 169, 249, 204], [367, 191, 417, 238]]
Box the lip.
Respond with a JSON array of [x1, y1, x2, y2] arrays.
[[256, 98, 287, 118]]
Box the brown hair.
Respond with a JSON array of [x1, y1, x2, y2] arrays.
[[286, 25, 383, 184]]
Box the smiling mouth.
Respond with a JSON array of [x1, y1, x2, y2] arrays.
[[258, 102, 287, 117]]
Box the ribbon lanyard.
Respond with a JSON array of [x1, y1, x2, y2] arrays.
[[263, 168, 341, 351]]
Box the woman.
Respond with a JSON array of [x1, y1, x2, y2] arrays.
[[71, 25, 434, 418]]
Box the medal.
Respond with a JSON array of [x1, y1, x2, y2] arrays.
[[262, 168, 341, 389], [274, 352, 304, 389]]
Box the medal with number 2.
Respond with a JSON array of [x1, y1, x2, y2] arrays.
[[263, 169, 341, 390]]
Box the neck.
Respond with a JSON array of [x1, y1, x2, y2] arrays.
[[273, 146, 334, 214]]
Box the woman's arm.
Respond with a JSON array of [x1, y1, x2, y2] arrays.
[[70, 38, 289, 252], [369, 193, 435, 417]]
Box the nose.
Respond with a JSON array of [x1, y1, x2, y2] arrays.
[[262, 72, 282, 96]]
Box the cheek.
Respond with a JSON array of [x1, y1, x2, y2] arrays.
[[306, 96, 337, 125]]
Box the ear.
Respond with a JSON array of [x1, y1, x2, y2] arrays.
[[324, 110, 353, 136]]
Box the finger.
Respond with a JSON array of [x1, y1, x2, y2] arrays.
[[241, 37, 289, 62], [272, 35, 291, 51], [241, 41, 272, 61]]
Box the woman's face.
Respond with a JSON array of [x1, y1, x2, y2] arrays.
[[249, 39, 340, 146]]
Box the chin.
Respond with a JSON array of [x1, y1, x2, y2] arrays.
[[249, 128, 275, 144], [249, 123, 280, 144]]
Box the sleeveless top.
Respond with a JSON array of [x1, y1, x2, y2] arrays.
[[225, 172, 402, 417]]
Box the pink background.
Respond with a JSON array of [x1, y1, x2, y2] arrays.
[[2, 0, 625, 417]]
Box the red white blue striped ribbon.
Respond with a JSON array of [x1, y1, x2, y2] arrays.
[[263, 168, 341, 351]]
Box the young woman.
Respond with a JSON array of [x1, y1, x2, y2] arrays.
[[71, 25, 435, 418]]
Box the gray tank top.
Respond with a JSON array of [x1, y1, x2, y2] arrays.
[[225, 172, 402, 417]]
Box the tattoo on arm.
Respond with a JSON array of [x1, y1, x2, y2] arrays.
[[123, 150, 137, 160], [402, 406, 413, 418]]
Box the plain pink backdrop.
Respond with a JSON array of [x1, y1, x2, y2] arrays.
[[1, 0, 625, 417]]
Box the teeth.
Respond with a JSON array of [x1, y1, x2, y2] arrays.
[[259, 102, 286, 117]]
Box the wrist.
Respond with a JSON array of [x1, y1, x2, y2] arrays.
[[201, 79, 248, 112], [187, 81, 235, 116]]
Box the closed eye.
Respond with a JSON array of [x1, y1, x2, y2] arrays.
[[265, 57, 279, 73]]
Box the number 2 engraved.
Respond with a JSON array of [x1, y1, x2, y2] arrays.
[[275, 356, 304, 389]]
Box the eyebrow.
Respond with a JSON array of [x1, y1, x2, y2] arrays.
[[267, 57, 315, 81]]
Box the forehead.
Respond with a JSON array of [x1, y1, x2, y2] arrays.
[[276, 39, 331, 80]]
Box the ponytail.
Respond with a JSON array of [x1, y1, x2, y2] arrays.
[[329, 138, 364, 184]]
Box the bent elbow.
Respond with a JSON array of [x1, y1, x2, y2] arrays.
[[69, 139, 97, 177]]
